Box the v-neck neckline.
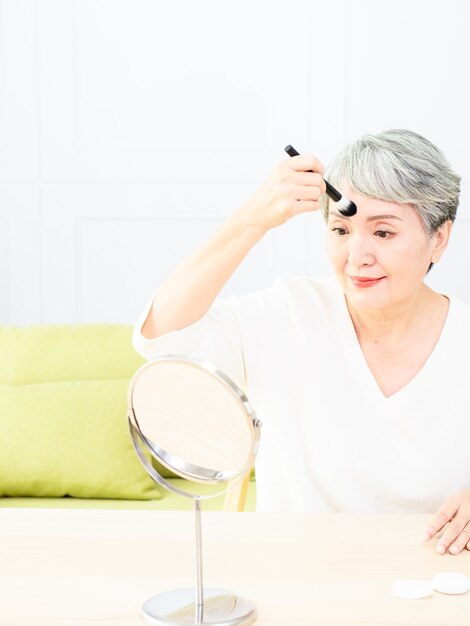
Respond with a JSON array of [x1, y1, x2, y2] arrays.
[[327, 279, 454, 403]]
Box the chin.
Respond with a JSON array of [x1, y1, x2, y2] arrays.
[[344, 288, 391, 312]]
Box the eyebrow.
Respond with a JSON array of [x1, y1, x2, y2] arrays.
[[330, 211, 403, 222]]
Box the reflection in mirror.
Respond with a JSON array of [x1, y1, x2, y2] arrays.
[[127, 355, 261, 626]]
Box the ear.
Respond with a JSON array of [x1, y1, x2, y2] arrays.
[[430, 220, 453, 264]]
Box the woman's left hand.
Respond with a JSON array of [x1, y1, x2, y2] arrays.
[[424, 489, 470, 555]]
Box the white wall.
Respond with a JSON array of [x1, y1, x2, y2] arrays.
[[0, 0, 469, 325]]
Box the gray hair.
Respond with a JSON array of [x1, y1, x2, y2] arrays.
[[321, 129, 461, 236]]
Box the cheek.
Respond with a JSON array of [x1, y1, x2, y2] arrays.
[[393, 239, 433, 275], [325, 236, 344, 265], [325, 237, 334, 261]]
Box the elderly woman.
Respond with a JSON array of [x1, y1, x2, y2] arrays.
[[133, 129, 470, 555]]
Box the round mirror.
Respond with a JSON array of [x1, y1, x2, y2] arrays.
[[127, 355, 261, 626], [127, 355, 260, 498]]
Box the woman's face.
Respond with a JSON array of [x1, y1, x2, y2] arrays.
[[326, 186, 450, 314]]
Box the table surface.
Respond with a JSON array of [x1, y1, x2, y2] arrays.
[[0, 507, 469, 626]]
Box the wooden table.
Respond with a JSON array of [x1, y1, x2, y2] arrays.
[[0, 508, 469, 625]]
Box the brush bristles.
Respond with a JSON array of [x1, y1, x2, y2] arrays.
[[335, 196, 357, 216]]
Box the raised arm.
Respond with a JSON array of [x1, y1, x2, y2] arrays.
[[142, 154, 325, 339]]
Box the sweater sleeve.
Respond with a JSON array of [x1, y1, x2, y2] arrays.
[[132, 288, 247, 390]]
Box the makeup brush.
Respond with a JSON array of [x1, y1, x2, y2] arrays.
[[284, 145, 357, 216]]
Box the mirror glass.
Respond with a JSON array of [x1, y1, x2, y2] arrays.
[[128, 356, 260, 491]]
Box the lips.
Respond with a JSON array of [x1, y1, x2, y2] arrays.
[[349, 276, 385, 288]]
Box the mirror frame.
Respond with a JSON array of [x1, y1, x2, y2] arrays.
[[127, 355, 261, 500]]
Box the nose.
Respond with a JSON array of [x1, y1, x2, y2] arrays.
[[347, 233, 376, 268]]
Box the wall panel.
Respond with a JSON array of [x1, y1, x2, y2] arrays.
[[0, 0, 38, 181], [40, 182, 281, 323], [39, 0, 346, 184], [0, 184, 40, 325], [0, 0, 469, 324]]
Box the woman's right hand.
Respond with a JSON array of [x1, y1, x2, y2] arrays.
[[237, 154, 327, 234]]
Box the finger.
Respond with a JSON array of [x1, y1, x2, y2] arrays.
[[466, 539, 470, 550], [286, 199, 322, 217], [292, 171, 327, 193], [447, 522, 470, 555], [289, 184, 323, 202], [436, 516, 469, 555], [286, 154, 324, 175], [448, 524, 470, 555], [424, 497, 459, 540]]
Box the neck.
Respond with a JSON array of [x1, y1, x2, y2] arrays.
[[346, 285, 448, 344]]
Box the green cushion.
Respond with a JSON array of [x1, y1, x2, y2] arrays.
[[0, 324, 162, 499], [0, 480, 257, 511]]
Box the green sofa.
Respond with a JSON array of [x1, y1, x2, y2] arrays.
[[0, 325, 256, 511]]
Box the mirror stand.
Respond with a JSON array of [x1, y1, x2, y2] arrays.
[[128, 356, 261, 626], [142, 497, 257, 626]]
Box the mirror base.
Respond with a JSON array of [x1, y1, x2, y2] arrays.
[[142, 588, 257, 626]]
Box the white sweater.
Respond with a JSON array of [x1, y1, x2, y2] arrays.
[[133, 276, 470, 513]]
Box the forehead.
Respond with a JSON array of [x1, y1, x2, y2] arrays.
[[328, 186, 418, 224]]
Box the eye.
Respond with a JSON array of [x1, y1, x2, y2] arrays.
[[331, 227, 348, 236], [374, 230, 393, 239]]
